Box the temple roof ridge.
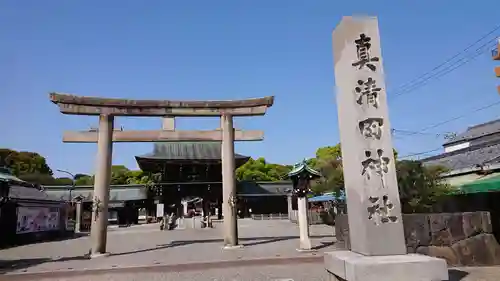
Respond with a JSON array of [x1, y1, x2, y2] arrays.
[[287, 159, 321, 178]]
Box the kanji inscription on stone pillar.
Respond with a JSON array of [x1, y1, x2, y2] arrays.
[[333, 16, 406, 256]]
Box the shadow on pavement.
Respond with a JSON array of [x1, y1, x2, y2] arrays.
[[110, 235, 334, 257], [0, 255, 91, 274], [0, 233, 89, 251], [0, 258, 51, 274], [311, 241, 336, 250], [448, 269, 469, 281]]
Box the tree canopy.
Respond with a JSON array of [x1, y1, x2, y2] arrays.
[[0, 149, 53, 177], [0, 149, 160, 186], [1, 145, 453, 212], [305, 143, 453, 212], [235, 157, 292, 181], [397, 160, 452, 213]]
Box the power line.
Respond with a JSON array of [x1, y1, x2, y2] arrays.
[[394, 100, 500, 159], [389, 40, 497, 100], [390, 25, 500, 94], [398, 147, 443, 160], [388, 24, 500, 100], [389, 25, 500, 160], [392, 129, 444, 137], [395, 100, 500, 138], [418, 100, 500, 132]]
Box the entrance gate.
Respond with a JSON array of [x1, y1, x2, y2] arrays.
[[49, 93, 273, 256]]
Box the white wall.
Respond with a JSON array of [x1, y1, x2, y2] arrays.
[[444, 142, 470, 153]]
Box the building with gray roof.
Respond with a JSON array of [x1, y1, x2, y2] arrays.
[[421, 119, 500, 186]]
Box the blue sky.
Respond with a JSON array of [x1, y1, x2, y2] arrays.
[[1, 1, 499, 177]]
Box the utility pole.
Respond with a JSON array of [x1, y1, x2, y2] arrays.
[[494, 38, 500, 94]]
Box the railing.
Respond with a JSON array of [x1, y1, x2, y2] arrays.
[[288, 210, 324, 225], [251, 213, 288, 220]]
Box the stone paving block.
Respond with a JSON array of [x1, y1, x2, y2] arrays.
[[0, 219, 338, 275]]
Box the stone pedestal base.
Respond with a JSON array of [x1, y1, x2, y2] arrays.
[[296, 248, 316, 253], [325, 251, 448, 281], [223, 245, 243, 250], [90, 252, 110, 259], [299, 237, 312, 251]]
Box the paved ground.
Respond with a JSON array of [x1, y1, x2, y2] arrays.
[[34, 263, 330, 281], [0, 219, 337, 276], [8, 264, 500, 281], [3, 219, 500, 280]]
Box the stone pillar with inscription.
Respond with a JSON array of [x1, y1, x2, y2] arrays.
[[324, 16, 448, 281]]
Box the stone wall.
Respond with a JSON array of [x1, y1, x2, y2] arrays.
[[335, 212, 500, 266]]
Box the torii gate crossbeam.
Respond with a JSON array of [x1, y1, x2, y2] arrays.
[[50, 93, 274, 257]]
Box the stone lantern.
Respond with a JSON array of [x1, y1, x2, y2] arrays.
[[287, 159, 321, 251]]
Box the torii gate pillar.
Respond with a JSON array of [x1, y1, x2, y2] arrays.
[[221, 114, 239, 248], [90, 114, 114, 257]]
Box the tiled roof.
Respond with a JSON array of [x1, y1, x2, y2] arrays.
[[237, 181, 292, 195], [0, 171, 63, 202], [45, 186, 147, 202], [136, 142, 249, 161], [9, 185, 62, 202], [287, 160, 321, 178], [444, 119, 500, 146], [422, 140, 500, 171], [0, 172, 24, 182]]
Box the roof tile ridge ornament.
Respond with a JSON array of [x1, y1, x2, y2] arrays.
[[287, 158, 321, 178], [287, 158, 322, 198]]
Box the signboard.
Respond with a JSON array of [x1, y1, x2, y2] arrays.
[[66, 219, 75, 231], [156, 203, 164, 217], [16, 207, 60, 234], [109, 201, 125, 208]]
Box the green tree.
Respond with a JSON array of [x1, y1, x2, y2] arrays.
[[75, 175, 94, 186], [236, 157, 292, 181], [0, 148, 163, 187], [306, 144, 451, 213], [74, 174, 90, 180], [310, 158, 344, 195], [110, 165, 131, 185], [0, 149, 53, 176], [17, 173, 57, 185], [397, 160, 453, 213], [307, 145, 343, 195]]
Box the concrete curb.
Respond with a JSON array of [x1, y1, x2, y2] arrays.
[[1, 255, 324, 280]]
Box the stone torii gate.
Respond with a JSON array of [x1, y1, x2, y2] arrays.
[[49, 93, 274, 257]]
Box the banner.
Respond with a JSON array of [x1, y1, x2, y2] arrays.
[[16, 207, 60, 234]]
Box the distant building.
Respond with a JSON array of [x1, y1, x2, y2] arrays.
[[0, 168, 70, 247], [421, 119, 500, 186], [43, 141, 293, 225]]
